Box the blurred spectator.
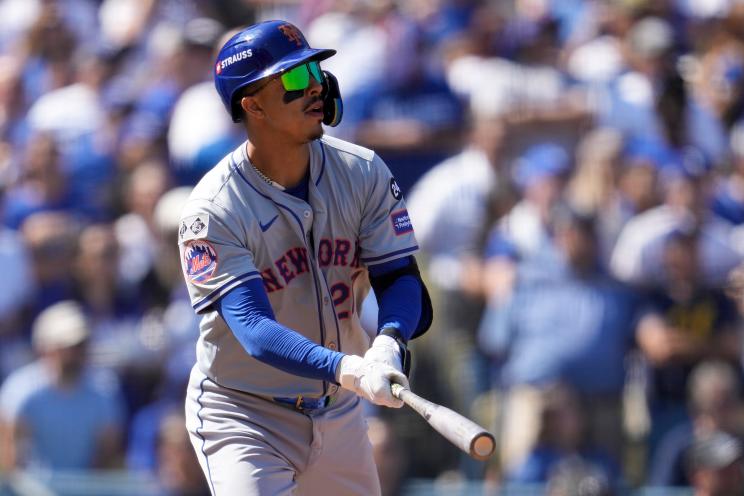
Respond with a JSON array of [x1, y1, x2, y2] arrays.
[[118, 17, 223, 177], [685, 6, 744, 132], [445, 7, 590, 148], [147, 186, 198, 377], [167, 24, 240, 185], [650, 360, 744, 487], [114, 160, 172, 289], [686, 431, 744, 496], [126, 371, 186, 474], [0, 182, 35, 379], [367, 415, 406, 496], [407, 115, 513, 419], [167, 77, 241, 185], [566, 128, 625, 217], [490, 142, 571, 281], [610, 153, 741, 287], [3, 133, 74, 229], [712, 121, 744, 224], [72, 223, 144, 370], [0, 55, 27, 148], [509, 384, 620, 487], [635, 229, 740, 456], [598, 15, 728, 164], [21, 211, 78, 312], [25, 45, 120, 221], [18, 3, 79, 102], [546, 455, 614, 496], [345, 47, 465, 193], [564, 2, 629, 85], [155, 410, 209, 496], [0, 301, 125, 470], [306, 3, 392, 110], [123, 187, 197, 472], [479, 207, 636, 472], [324, 2, 464, 193], [566, 128, 660, 263], [408, 116, 511, 297]]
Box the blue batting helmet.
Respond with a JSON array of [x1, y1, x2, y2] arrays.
[[214, 20, 336, 122]]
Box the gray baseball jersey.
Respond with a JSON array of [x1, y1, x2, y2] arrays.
[[178, 135, 418, 398]]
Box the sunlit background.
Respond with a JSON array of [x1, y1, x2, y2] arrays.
[[2, 0, 744, 495]]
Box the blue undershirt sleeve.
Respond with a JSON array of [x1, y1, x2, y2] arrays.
[[216, 278, 344, 383], [368, 256, 422, 341]]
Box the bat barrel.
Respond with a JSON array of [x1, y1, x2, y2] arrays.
[[391, 383, 496, 461], [470, 431, 496, 461]]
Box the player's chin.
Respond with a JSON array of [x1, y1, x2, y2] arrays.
[[306, 123, 324, 141]]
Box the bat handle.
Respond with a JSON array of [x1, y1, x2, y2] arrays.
[[391, 383, 406, 399]]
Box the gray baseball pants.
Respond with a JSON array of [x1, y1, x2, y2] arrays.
[[185, 366, 382, 495]]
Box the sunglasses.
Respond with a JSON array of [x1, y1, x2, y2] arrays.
[[280, 61, 323, 91], [247, 61, 323, 96]]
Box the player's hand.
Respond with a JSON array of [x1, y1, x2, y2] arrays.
[[335, 355, 409, 408], [363, 335, 403, 373]]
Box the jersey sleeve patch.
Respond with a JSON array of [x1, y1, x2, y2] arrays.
[[390, 178, 402, 200], [390, 209, 413, 236], [183, 240, 219, 283], [180, 215, 210, 242]]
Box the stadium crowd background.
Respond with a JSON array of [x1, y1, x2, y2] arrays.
[[1, 0, 744, 495]]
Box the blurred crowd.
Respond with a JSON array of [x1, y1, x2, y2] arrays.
[[1, 0, 744, 495]]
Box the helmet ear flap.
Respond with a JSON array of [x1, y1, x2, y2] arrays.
[[321, 70, 343, 127], [230, 86, 248, 123], [231, 98, 245, 123]]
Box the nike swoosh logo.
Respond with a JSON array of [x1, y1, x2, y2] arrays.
[[259, 215, 278, 232]]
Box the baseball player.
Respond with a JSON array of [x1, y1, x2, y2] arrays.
[[179, 20, 432, 495]]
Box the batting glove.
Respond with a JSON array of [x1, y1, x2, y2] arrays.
[[335, 355, 409, 408], [364, 335, 403, 373]]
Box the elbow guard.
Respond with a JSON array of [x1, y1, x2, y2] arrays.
[[369, 257, 433, 340]]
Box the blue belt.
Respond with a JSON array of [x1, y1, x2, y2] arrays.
[[273, 395, 330, 412]]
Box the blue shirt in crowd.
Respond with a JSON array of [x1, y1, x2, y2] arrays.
[[480, 270, 637, 394], [0, 361, 124, 470]]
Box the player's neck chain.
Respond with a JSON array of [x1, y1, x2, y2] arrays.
[[249, 161, 285, 191]]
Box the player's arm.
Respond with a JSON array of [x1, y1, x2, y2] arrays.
[[217, 280, 408, 407], [364, 255, 433, 375], [217, 279, 343, 381]]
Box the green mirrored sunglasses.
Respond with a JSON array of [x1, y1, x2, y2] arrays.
[[280, 61, 323, 92]]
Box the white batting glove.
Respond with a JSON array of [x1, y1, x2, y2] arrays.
[[335, 355, 409, 408], [364, 335, 403, 373]]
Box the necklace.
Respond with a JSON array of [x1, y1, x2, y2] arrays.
[[249, 161, 285, 190]]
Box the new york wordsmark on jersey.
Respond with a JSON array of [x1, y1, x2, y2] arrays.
[[178, 135, 419, 398]]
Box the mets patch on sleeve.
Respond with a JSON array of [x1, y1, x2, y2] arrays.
[[184, 240, 218, 283]]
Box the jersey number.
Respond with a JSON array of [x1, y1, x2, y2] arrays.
[[330, 282, 350, 319]]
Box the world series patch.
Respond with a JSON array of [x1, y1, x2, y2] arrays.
[[184, 240, 218, 283], [390, 209, 413, 236], [180, 215, 210, 242]]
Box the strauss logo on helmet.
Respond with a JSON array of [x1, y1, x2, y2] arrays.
[[215, 49, 254, 74]]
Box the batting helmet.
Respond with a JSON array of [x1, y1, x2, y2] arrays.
[[214, 20, 336, 122]]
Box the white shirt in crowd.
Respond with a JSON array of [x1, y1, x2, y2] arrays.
[[407, 147, 498, 290]]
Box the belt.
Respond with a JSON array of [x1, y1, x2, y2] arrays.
[[273, 395, 331, 413]]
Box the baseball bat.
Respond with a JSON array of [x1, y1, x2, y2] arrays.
[[391, 383, 495, 461]]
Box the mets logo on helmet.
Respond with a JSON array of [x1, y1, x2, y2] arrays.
[[278, 24, 303, 47]]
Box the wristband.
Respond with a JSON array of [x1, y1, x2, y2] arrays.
[[379, 326, 407, 345], [378, 327, 411, 376]]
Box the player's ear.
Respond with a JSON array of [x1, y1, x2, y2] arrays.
[[241, 95, 265, 120]]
